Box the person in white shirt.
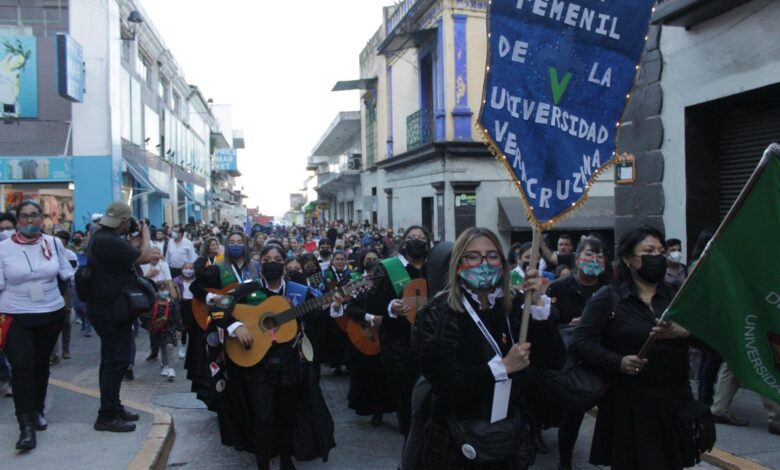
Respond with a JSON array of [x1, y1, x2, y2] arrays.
[[0, 201, 73, 451], [165, 226, 197, 279]]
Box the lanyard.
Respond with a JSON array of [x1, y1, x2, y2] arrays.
[[461, 296, 514, 358], [22, 250, 39, 274]]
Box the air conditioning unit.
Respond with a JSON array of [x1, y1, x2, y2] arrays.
[[347, 153, 362, 171]]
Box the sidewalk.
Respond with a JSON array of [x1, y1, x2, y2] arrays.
[[0, 378, 172, 470]]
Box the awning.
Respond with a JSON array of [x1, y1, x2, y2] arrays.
[[377, 28, 437, 56], [125, 159, 169, 199], [177, 182, 202, 209], [332, 78, 377, 92], [498, 197, 615, 231], [303, 201, 318, 212]]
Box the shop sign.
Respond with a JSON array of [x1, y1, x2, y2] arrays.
[[0, 156, 72, 181], [0, 35, 38, 118], [214, 148, 237, 171], [56, 33, 85, 103]]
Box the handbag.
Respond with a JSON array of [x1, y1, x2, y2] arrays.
[[115, 272, 156, 323], [446, 413, 531, 463]]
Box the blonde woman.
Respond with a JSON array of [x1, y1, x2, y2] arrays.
[[412, 227, 565, 469]]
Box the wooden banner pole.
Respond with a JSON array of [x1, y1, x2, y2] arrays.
[[518, 228, 542, 343]]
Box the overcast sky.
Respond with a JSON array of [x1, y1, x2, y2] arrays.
[[140, 0, 393, 217]]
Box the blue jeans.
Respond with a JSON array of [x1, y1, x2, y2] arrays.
[[71, 284, 92, 334]]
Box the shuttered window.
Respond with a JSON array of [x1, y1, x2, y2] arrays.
[[717, 109, 780, 219]]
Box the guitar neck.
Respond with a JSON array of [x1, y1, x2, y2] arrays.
[[274, 290, 337, 326]]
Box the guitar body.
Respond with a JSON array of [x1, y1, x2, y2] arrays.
[[335, 315, 349, 332], [225, 296, 299, 367], [346, 319, 381, 356], [192, 283, 238, 331], [402, 278, 428, 325]]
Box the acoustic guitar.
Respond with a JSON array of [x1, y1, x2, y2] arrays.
[[325, 279, 350, 333], [191, 283, 238, 331], [346, 318, 381, 356], [400, 278, 428, 324], [225, 277, 376, 367]]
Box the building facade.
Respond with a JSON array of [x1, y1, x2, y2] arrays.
[[0, 0, 237, 231], [324, 0, 616, 248]]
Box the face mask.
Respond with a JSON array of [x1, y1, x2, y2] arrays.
[[304, 266, 320, 277], [364, 260, 378, 272], [227, 244, 245, 259], [459, 262, 503, 291], [320, 248, 331, 258], [636, 254, 668, 284], [286, 270, 307, 285], [172, 232, 180, 240], [668, 251, 683, 263], [19, 224, 42, 237], [158, 290, 170, 300], [0, 229, 14, 241], [182, 268, 195, 278], [261, 261, 285, 282], [404, 239, 428, 258], [578, 258, 605, 277], [72, 238, 83, 245]]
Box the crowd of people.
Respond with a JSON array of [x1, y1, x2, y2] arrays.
[[0, 200, 766, 469]]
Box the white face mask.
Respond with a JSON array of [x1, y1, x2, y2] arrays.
[[182, 268, 195, 278], [668, 251, 683, 263], [0, 229, 15, 241], [172, 232, 180, 241]]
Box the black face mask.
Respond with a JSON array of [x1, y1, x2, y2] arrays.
[[261, 262, 285, 282], [72, 238, 83, 246], [404, 239, 429, 259], [636, 254, 667, 284], [364, 260, 378, 273], [286, 270, 307, 285], [304, 266, 320, 277], [320, 249, 331, 258]]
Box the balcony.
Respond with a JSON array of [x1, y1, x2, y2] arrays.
[[407, 109, 433, 151]]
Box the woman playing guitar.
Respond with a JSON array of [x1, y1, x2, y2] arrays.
[[366, 225, 431, 444], [321, 250, 351, 376], [344, 248, 394, 427], [210, 242, 342, 470]]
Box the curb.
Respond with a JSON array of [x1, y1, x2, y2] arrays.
[[49, 378, 176, 470], [586, 408, 770, 470]]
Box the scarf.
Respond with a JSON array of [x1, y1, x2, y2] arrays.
[[11, 232, 53, 260]]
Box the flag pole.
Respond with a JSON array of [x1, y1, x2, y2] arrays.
[[519, 228, 542, 343]]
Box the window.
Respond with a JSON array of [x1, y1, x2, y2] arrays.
[[136, 50, 148, 81], [173, 92, 181, 116], [159, 76, 167, 100], [365, 101, 376, 167]]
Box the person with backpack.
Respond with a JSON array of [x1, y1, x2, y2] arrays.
[[145, 281, 181, 380]]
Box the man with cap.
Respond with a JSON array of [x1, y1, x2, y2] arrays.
[[86, 202, 154, 432]]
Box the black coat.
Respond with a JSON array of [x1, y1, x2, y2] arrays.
[[570, 281, 706, 469]]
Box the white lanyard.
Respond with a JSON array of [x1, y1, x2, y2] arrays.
[[461, 295, 514, 357]]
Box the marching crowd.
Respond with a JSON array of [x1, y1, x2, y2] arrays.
[[0, 199, 771, 469]]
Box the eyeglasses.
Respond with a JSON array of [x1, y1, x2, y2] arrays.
[[18, 213, 42, 221], [462, 250, 503, 267]]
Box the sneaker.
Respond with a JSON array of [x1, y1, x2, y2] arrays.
[[62, 351, 71, 360], [119, 409, 140, 422], [94, 418, 136, 432], [160, 367, 169, 377], [84, 331, 92, 337], [75, 318, 83, 326], [145, 353, 158, 362], [178, 346, 186, 359], [49, 354, 60, 365], [167, 368, 175, 381]]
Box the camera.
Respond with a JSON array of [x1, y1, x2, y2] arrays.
[[129, 217, 140, 235]]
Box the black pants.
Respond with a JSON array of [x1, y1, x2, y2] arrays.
[[179, 299, 193, 346], [247, 381, 299, 470], [558, 410, 585, 466], [4, 309, 66, 417], [88, 304, 135, 422]]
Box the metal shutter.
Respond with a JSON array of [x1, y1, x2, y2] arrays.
[[717, 109, 780, 219]]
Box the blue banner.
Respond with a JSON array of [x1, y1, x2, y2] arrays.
[[478, 0, 655, 228], [214, 148, 237, 172]]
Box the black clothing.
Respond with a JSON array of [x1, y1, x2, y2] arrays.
[[4, 309, 66, 417], [366, 258, 426, 437], [87, 227, 140, 423], [87, 227, 141, 305], [546, 275, 601, 325], [320, 267, 349, 369], [570, 281, 704, 469], [412, 292, 565, 469]]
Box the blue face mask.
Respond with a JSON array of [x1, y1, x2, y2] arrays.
[[578, 259, 605, 277], [19, 224, 41, 237], [227, 244, 245, 259], [458, 262, 503, 291], [158, 290, 170, 300]]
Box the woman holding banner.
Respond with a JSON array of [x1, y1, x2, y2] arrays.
[[412, 227, 565, 469], [570, 226, 715, 469]]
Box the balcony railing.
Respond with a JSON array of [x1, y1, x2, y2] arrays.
[[407, 109, 433, 150]]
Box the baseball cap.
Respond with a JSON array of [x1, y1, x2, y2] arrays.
[[100, 202, 132, 228]]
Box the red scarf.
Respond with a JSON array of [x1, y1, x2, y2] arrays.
[[11, 232, 53, 260]]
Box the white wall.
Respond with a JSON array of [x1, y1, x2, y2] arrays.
[[660, 0, 780, 248]]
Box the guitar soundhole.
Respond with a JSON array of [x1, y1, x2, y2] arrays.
[[261, 315, 277, 331]]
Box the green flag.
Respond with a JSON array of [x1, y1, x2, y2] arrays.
[[665, 143, 780, 402]]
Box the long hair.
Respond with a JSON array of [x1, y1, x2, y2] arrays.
[[199, 236, 220, 258], [614, 225, 665, 285], [398, 224, 432, 257], [444, 227, 512, 315], [223, 231, 254, 277]]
